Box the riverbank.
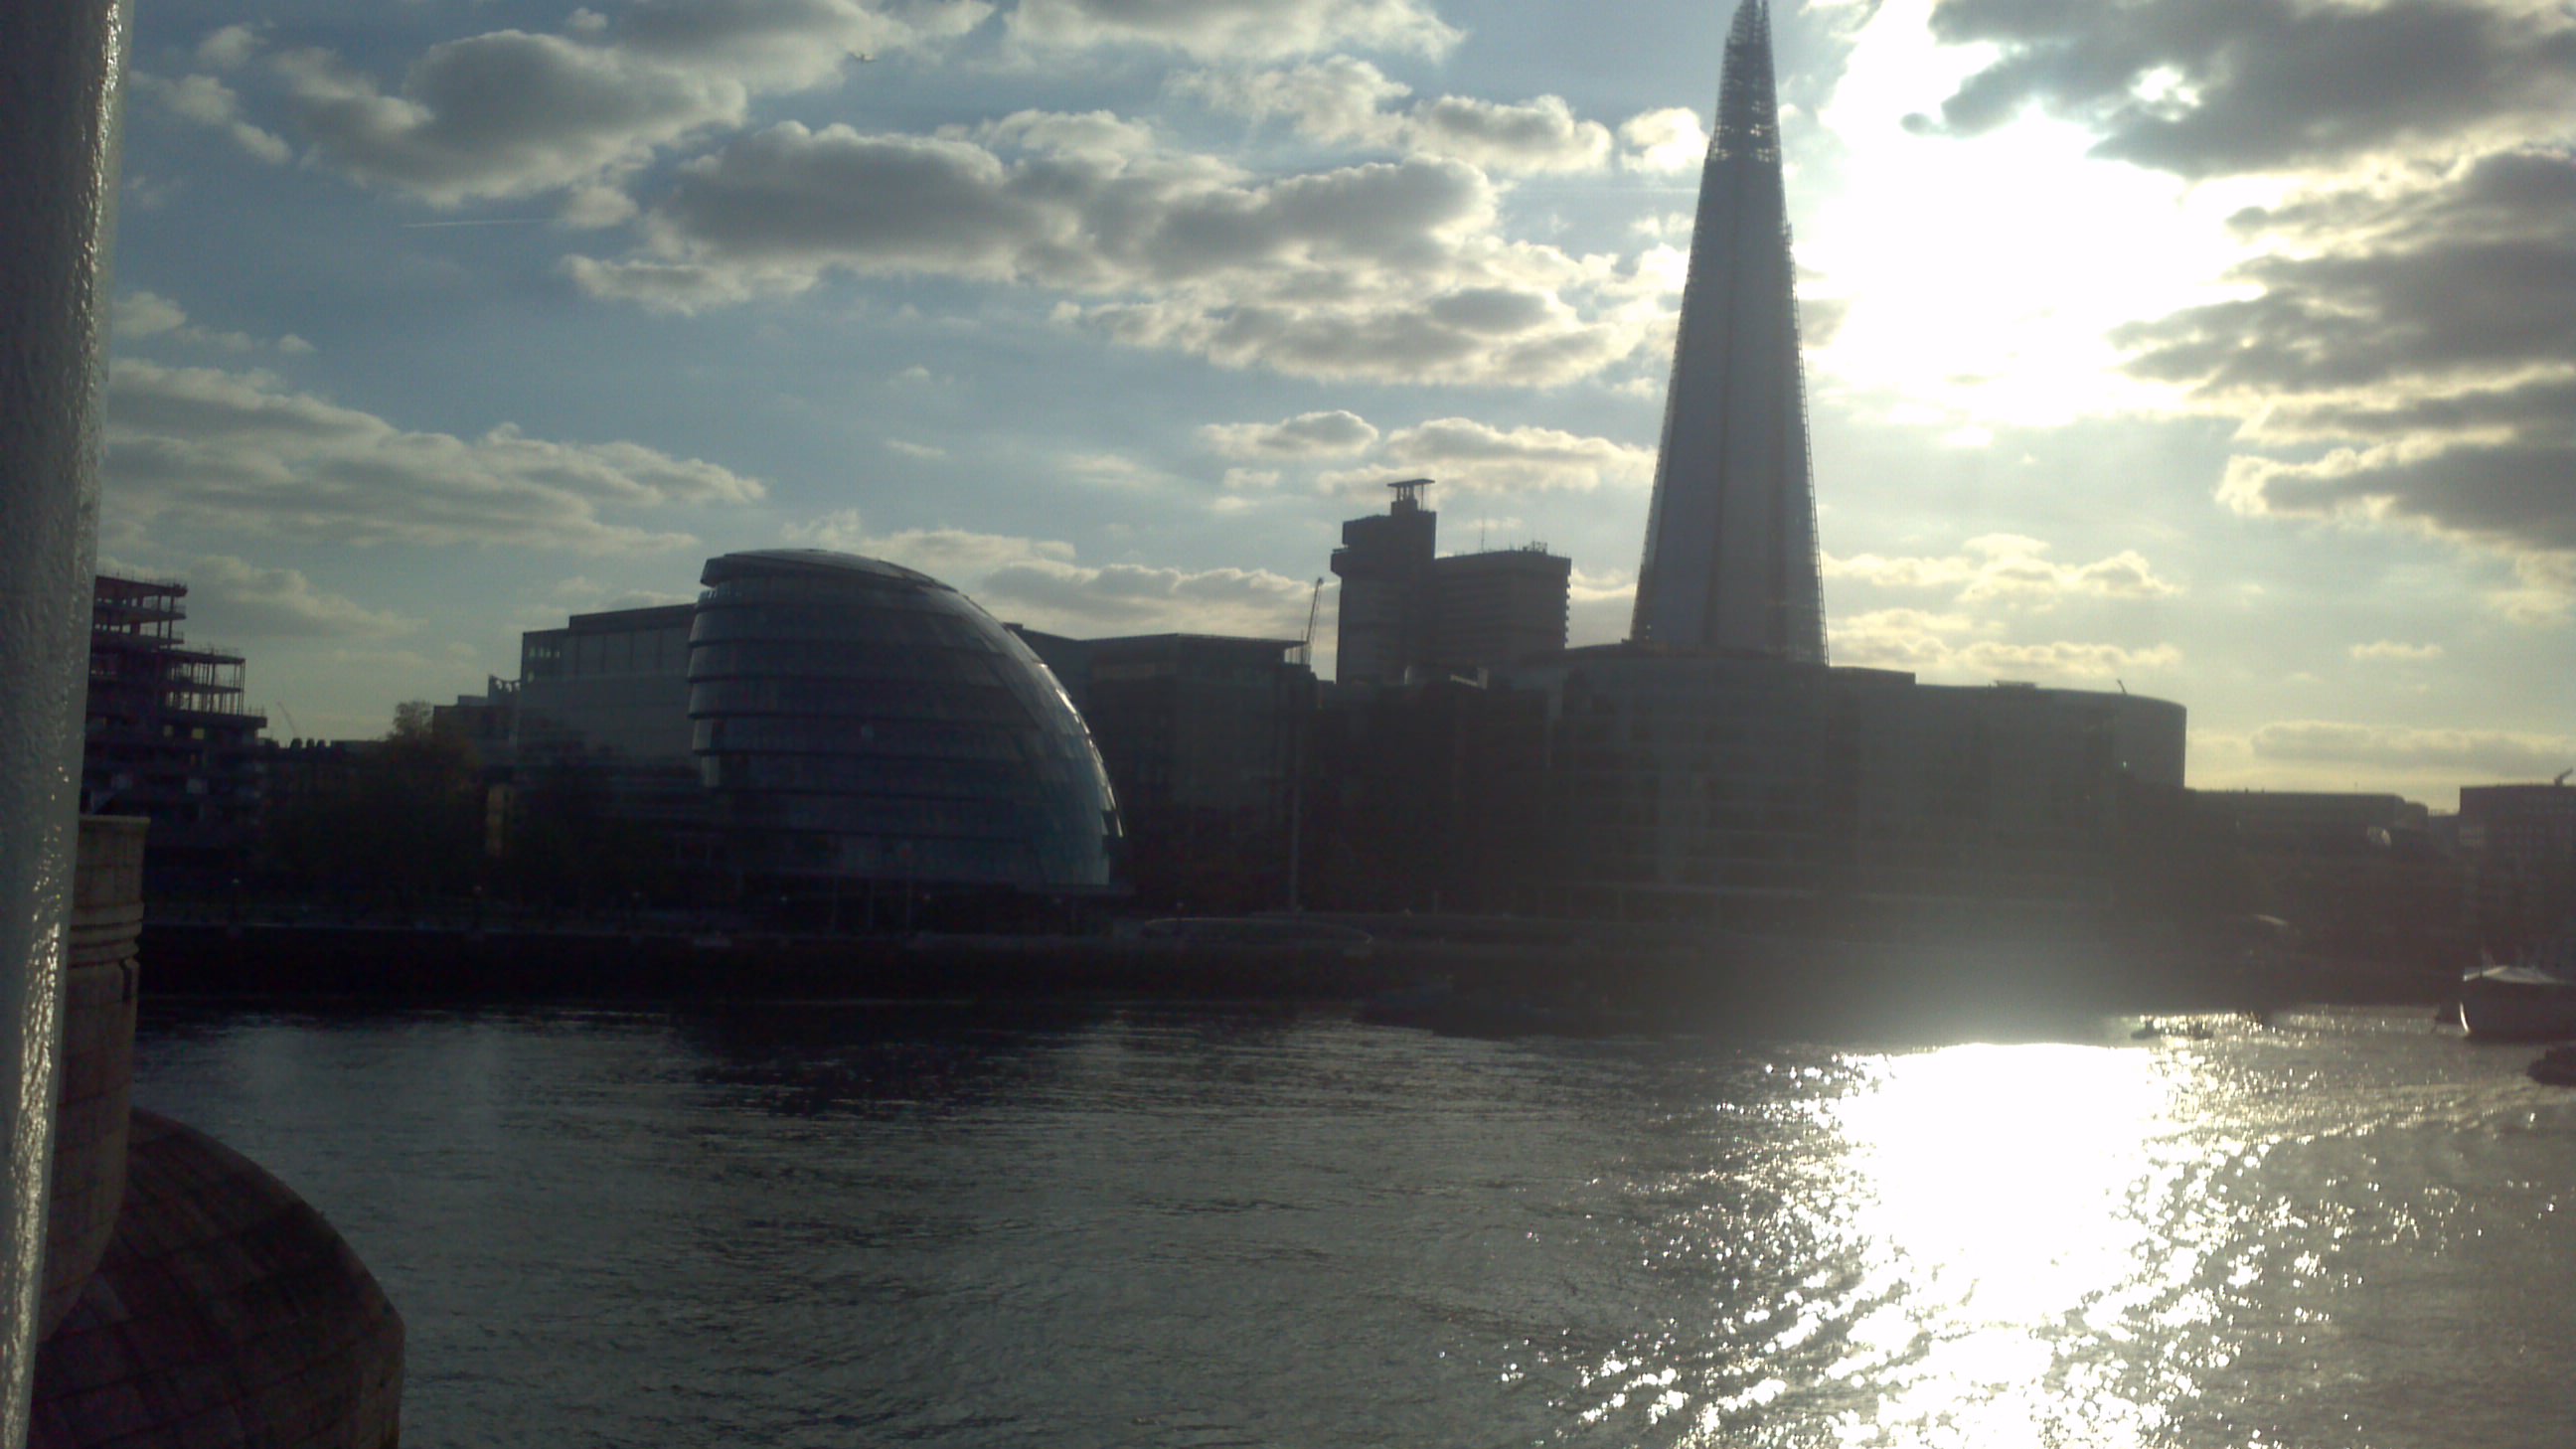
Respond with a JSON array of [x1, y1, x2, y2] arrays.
[[138, 918, 2448, 1034]]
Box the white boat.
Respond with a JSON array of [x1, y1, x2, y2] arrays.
[[2458, 932, 2576, 1041]]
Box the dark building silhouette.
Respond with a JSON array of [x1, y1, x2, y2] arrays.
[[1016, 630, 1313, 912], [1631, 0, 1826, 661], [1301, 676, 1552, 915], [513, 603, 701, 827], [2459, 781, 2576, 950], [1331, 479, 1570, 684], [1331, 479, 1439, 683], [80, 575, 267, 884]]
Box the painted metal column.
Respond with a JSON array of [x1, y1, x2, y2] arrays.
[[0, 1, 129, 1441]]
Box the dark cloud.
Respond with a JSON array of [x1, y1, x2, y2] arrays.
[[1201, 410, 1380, 457], [258, 2, 987, 206], [573, 117, 1661, 385], [274, 34, 747, 205], [1918, 0, 2576, 177], [2117, 149, 2575, 571]]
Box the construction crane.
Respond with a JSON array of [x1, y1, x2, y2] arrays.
[[1296, 576, 1324, 669]]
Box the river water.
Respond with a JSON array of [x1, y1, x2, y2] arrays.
[[131, 1002, 2573, 1448]]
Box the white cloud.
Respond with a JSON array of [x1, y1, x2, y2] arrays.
[[982, 558, 1314, 638], [1009, 0, 1457, 62], [1347, 416, 1654, 495], [104, 360, 764, 552], [113, 291, 313, 355], [2347, 640, 2443, 663], [196, 25, 263, 72], [1200, 408, 1380, 457], [1825, 534, 2182, 604], [179, 555, 416, 639], [133, 71, 292, 164], [1176, 59, 1615, 174], [2249, 721, 2576, 778], [1617, 106, 1706, 173], [885, 437, 949, 459], [1220, 467, 1280, 491], [1830, 607, 2180, 682], [777, 508, 1309, 636]]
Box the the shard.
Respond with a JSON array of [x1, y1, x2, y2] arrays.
[[1630, 0, 1827, 662]]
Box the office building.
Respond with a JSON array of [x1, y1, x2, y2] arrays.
[[1017, 630, 1313, 911], [2458, 781, 2576, 949], [1330, 479, 1439, 683], [1429, 547, 1572, 678], [689, 550, 1121, 894], [1331, 480, 1571, 683], [1495, 649, 2188, 922], [513, 602, 700, 823], [1630, 0, 1827, 661]]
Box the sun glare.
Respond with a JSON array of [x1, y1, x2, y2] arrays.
[[1796, 0, 2278, 431], [1819, 1042, 2197, 1442]]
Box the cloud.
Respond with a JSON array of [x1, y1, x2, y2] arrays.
[[572, 117, 1658, 386], [180, 555, 416, 639], [1825, 534, 2182, 604], [2117, 149, 2575, 596], [132, 71, 291, 163], [782, 509, 1073, 576], [264, 1, 990, 207], [196, 25, 263, 72], [1618, 107, 1707, 173], [1200, 409, 1380, 457], [1915, 0, 2576, 177], [885, 437, 949, 459], [1008, 0, 1458, 62], [1174, 58, 1615, 174], [2249, 721, 2575, 777], [113, 291, 313, 355], [777, 507, 1309, 636], [1830, 607, 2180, 682], [981, 559, 1314, 637], [1362, 416, 1654, 495], [104, 360, 764, 552], [2348, 640, 2443, 662]]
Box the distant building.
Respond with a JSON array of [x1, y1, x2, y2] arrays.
[[81, 575, 267, 883], [1629, 0, 1826, 661], [1493, 649, 2188, 923], [512, 602, 700, 825], [1428, 547, 1572, 680], [690, 551, 1121, 897], [429, 679, 519, 772], [1330, 479, 1439, 684], [1017, 630, 1313, 912], [1330, 480, 1570, 684], [1302, 675, 1552, 914], [2458, 781, 2576, 949]]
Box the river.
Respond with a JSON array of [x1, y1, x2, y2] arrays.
[[132, 1002, 2574, 1448]]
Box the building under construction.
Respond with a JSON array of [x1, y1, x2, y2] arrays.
[[83, 575, 267, 884]]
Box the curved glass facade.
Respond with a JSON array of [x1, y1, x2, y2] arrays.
[[689, 551, 1120, 890]]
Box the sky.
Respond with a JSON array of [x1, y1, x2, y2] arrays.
[[97, 0, 2574, 808]]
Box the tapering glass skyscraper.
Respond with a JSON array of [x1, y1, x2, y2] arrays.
[[1630, 0, 1827, 662]]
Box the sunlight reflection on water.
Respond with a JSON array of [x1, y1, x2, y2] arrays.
[[1681, 1041, 2217, 1448]]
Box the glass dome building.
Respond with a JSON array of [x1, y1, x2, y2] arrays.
[[688, 550, 1121, 892]]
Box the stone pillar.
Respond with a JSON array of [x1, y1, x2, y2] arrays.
[[0, 2, 129, 1443]]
